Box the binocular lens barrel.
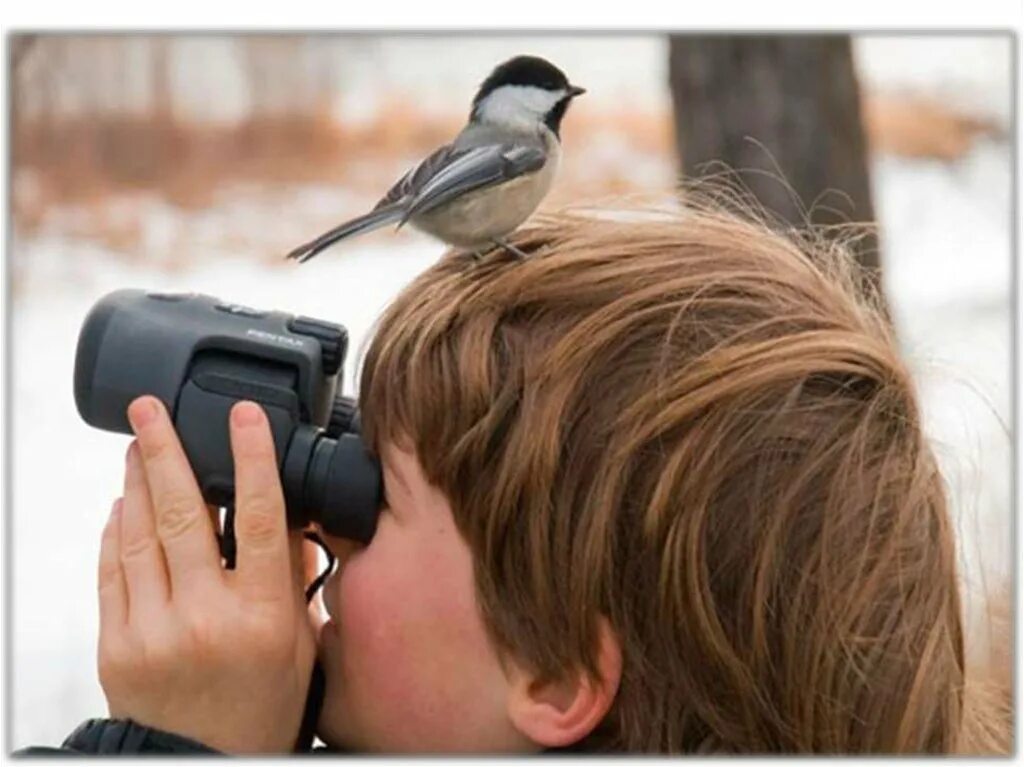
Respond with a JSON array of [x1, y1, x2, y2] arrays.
[[282, 425, 380, 543], [305, 433, 380, 542], [74, 289, 382, 545]]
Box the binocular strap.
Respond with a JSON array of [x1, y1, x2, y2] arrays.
[[217, 510, 336, 752], [295, 531, 336, 752], [295, 660, 326, 753]]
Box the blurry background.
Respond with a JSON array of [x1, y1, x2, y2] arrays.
[[10, 34, 1012, 748]]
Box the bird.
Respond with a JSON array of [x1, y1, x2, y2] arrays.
[[286, 55, 585, 263]]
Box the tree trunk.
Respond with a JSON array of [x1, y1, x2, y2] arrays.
[[668, 35, 882, 292]]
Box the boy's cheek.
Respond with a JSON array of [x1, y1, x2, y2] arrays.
[[327, 562, 465, 747], [331, 534, 495, 702], [335, 555, 426, 683]]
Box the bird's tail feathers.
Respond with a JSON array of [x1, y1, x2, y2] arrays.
[[286, 205, 403, 263]]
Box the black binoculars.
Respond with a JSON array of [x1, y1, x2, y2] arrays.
[[73, 289, 382, 545]]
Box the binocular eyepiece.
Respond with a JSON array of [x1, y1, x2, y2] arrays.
[[73, 289, 382, 544]]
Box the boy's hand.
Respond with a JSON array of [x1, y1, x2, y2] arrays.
[[96, 396, 316, 754]]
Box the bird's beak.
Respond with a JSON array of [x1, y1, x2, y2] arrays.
[[568, 85, 586, 98]]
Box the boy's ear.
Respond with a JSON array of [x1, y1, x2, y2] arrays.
[[505, 617, 622, 749]]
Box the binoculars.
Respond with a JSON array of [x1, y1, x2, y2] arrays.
[[73, 289, 382, 544]]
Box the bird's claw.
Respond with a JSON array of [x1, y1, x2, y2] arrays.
[[493, 238, 529, 260]]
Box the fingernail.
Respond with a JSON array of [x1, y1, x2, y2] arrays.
[[232, 401, 264, 428], [128, 397, 159, 429], [111, 498, 123, 519], [126, 440, 138, 464]]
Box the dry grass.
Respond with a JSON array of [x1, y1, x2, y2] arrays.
[[12, 101, 677, 255], [13, 103, 456, 221], [862, 93, 1003, 160], [12, 92, 1001, 257]]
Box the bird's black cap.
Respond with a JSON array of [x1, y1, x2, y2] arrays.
[[472, 55, 574, 107]]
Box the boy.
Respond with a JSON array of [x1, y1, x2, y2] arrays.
[[32, 203, 991, 753]]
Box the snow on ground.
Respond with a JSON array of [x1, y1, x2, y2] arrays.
[[9, 36, 1013, 749]]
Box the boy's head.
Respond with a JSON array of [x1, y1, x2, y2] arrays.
[[316, 201, 965, 752]]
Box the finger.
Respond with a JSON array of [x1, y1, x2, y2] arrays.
[[98, 499, 128, 632], [127, 396, 222, 597], [208, 505, 221, 536], [288, 531, 322, 595], [289, 529, 306, 595], [207, 504, 225, 564], [304, 536, 321, 585], [228, 401, 290, 604], [119, 440, 170, 617]]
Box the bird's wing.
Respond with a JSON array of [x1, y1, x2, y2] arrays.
[[286, 144, 463, 262], [373, 143, 463, 210], [285, 205, 403, 263], [398, 144, 547, 224], [286, 139, 544, 263]]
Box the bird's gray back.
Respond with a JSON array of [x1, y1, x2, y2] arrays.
[[373, 124, 548, 211], [452, 122, 547, 151]]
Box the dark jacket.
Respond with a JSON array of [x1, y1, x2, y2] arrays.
[[16, 663, 330, 755], [15, 719, 224, 755]]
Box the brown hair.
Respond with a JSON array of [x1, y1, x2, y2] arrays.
[[357, 199, 1000, 753]]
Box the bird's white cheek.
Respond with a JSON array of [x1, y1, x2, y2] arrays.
[[476, 84, 563, 126]]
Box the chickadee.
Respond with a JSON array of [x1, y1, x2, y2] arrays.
[[286, 55, 585, 263]]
